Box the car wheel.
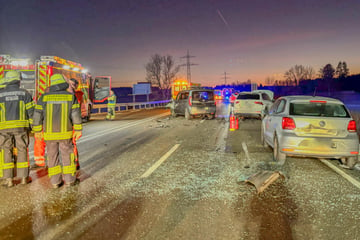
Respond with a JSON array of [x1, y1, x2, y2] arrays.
[[185, 108, 191, 120], [207, 114, 215, 120], [261, 127, 269, 148], [346, 156, 358, 169], [171, 109, 177, 117], [273, 135, 286, 165]]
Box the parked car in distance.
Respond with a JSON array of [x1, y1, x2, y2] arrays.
[[230, 91, 240, 105], [233, 90, 273, 119], [170, 88, 216, 120], [261, 95, 359, 168]]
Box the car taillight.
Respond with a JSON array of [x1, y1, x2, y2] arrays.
[[347, 120, 357, 132], [189, 96, 192, 106], [282, 117, 296, 130], [254, 101, 263, 105]]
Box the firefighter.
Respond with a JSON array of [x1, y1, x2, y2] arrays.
[[0, 70, 34, 187], [106, 90, 116, 120], [68, 78, 81, 170], [32, 74, 82, 188]]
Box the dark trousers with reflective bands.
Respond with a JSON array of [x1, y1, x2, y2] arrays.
[[0, 131, 29, 179], [46, 139, 76, 185]]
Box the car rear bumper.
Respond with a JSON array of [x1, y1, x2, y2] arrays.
[[279, 134, 359, 158], [190, 106, 216, 115]]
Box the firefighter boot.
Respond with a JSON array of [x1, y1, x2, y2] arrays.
[[21, 177, 31, 185], [4, 178, 14, 188]]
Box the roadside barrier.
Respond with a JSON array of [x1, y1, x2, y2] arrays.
[[91, 100, 171, 114]]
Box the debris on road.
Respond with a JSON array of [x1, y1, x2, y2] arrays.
[[245, 170, 285, 193]]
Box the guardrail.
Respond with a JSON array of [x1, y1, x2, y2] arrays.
[[91, 100, 171, 114]]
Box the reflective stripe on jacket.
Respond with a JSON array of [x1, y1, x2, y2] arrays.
[[107, 94, 116, 107], [32, 83, 82, 141], [0, 82, 34, 132]]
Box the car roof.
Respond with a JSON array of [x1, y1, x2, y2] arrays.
[[279, 95, 344, 104]]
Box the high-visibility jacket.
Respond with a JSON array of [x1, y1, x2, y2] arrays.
[[32, 82, 82, 140], [107, 93, 116, 107], [0, 81, 34, 133]]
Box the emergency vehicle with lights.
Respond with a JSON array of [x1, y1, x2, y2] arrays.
[[0, 55, 111, 121], [171, 79, 201, 99]]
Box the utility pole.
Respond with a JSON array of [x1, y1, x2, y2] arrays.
[[222, 71, 230, 85], [180, 50, 198, 86]]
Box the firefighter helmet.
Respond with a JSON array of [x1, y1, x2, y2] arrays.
[[50, 74, 67, 86], [4, 70, 21, 83]]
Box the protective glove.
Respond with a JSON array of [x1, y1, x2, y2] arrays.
[[34, 132, 44, 141], [73, 131, 82, 141]]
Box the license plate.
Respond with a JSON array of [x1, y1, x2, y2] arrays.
[[205, 107, 209, 110]]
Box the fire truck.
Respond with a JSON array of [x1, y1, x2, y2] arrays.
[[0, 55, 111, 121], [171, 79, 201, 99]]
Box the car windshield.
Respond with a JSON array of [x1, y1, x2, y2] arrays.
[[289, 102, 350, 117], [237, 94, 260, 100], [192, 91, 214, 101]]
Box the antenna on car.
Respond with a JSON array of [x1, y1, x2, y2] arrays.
[[313, 87, 317, 97]]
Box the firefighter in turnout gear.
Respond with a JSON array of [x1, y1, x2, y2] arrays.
[[32, 74, 82, 188], [0, 70, 34, 187], [106, 90, 116, 120]]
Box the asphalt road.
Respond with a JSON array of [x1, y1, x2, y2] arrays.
[[1, 103, 360, 240]]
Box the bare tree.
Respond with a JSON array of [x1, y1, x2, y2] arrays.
[[284, 65, 315, 86], [145, 54, 180, 99], [162, 55, 180, 99], [335, 61, 350, 78]]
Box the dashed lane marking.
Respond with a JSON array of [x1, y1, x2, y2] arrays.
[[140, 144, 180, 178], [320, 159, 360, 189]]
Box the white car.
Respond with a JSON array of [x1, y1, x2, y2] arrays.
[[261, 95, 359, 167], [233, 90, 273, 119]]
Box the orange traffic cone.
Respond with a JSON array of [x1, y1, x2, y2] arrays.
[[230, 112, 236, 131]]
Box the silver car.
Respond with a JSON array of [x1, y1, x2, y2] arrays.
[[261, 95, 359, 168], [233, 90, 273, 119]]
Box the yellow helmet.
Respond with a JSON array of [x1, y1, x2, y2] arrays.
[[4, 70, 21, 83], [50, 74, 67, 86]]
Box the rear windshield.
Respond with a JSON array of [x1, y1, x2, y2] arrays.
[[192, 91, 214, 101], [237, 94, 260, 100], [289, 102, 350, 118]]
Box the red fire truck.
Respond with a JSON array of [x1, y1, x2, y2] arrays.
[[0, 55, 111, 121]]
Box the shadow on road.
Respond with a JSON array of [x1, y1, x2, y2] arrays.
[[236, 179, 298, 240]]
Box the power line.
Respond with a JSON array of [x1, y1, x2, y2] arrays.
[[180, 50, 198, 86], [221, 71, 230, 85]]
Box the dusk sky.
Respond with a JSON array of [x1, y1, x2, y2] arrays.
[[1, 0, 360, 87]]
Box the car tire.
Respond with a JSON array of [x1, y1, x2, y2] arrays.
[[261, 127, 269, 148], [273, 135, 286, 165], [171, 109, 177, 117], [346, 156, 358, 169], [207, 114, 215, 120], [185, 108, 191, 120]]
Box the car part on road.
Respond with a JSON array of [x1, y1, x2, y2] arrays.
[[245, 171, 285, 193]]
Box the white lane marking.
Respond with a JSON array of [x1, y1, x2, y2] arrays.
[[242, 142, 251, 166], [320, 159, 360, 189], [200, 119, 205, 123], [140, 144, 180, 178], [28, 112, 169, 155]]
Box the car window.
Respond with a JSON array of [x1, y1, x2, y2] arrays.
[[262, 93, 271, 101], [177, 92, 189, 100], [237, 93, 260, 100], [289, 102, 350, 118], [192, 91, 214, 101], [275, 99, 286, 113]]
